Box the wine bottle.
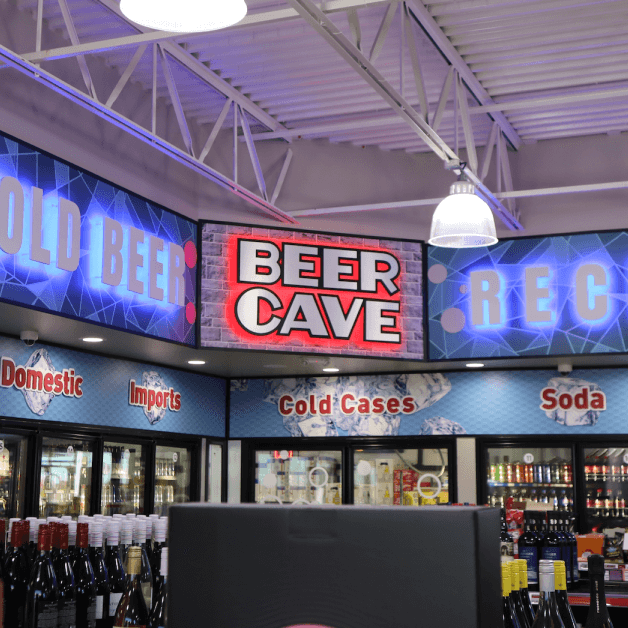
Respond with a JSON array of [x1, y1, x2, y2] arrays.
[[149, 521, 166, 591], [516, 559, 536, 628], [5, 521, 31, 628], [555, 516, 572, 588], [89, 524, 110, 628], [542, 516, 563, 564], [0, 518, 6, 564], [131, 521, 152, 612], [501, 509, 515, 562], [148, 548, 167, 628], [106, 528, 125, 628], [554, 560, 577, 628], [25, 524, 59, 628], [113, 547, 148, 628], [74, 524, 97, 628], [52, 523, 76, 628], [565, 515, 579, 585], [531, 559, 565, 628], [584, 554, 613, 628], [509, 559, 531, 628], [502, 562, 522, 628], [519, 513, 541, 591]]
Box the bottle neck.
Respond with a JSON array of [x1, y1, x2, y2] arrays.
[[589, 573, 610, 619]]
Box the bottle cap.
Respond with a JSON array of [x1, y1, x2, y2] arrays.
[[127, 546, 142, 575], [89, 523, 103, 548], [38, 524, 51, 552], [588, 554, 605, 576], [10, 520, 21, 547], [20, 520, 30, 546], [68, 521, 78, 546], [50, 522, 61, 549], [77, 522, 89, 549], [154, 519, 167, 543], [554, 560, 567, 591], [501, 562, 512, 597], [160, 547, 169, 576], [0, 518, 5, 540], [539, 559, 555, 573], [145, 518, 153, 541], [133, 519, 146, 544]]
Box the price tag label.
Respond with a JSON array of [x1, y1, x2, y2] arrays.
[[173, 452, 178, 463], [523, 453, 534, 464]]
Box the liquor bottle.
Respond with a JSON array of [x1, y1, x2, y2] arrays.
[[501, 509, 515, 562], [26, 518, 39, 567], [68, 523, 79, 568], [554, 560, 577, 628], [565, 516, 578, 586], [113, 547, 148, 628], [0, 518, 6, 563], [148, 548, 167, 628], [88, 525, 110, 628], [516, 559, 536, 628], [149, 521, 166, 591], [531, 560, 565, 628], [131, 521, 152, 612], [519, 513, 541, 591], [142, 522, 153, 569], [509, 559, 531, 628], [554, 516, 571, 588], [53, 523, 76, 628], [106, 528, 125, 628], [584, 554, 613, 628], [74, 524, 97, 628], [542, 516, 563, 563], [25, 524, 59, 628], [502, 562, 522, 628], [5, 521, 31, 628]]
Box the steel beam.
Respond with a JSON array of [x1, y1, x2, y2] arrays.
[[0, 43, 298, 224]]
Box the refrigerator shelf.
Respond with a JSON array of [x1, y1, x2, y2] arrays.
[[488, 482, 573, 488], [155, 475, 176, 481]]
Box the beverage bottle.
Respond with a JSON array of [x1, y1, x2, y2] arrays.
[[506, 457, 514, 483], [540, 490, 549, 504], [74, 524, 97, 628], [149, 521, 166, 591], [542, 516, 563, 564], [68, 523, 79, 568], [565, 516, 578, 586], [5, 521, 31, 628], [549, 490, 558, 510], [113, 547, 148, 628], [554, 516, 571, 588], [584, 554, 613, 628], [106, 526, 125, 628], [501, 509, 515, 563], [502, 562, 522, 628], [516, 559, 536, 627], [554, 560, 577, 628], [497, 458, 506, 483], [25, 524, 59, 628], [88, 525, 110, 628], [0, 518, 6, 564], [148, 547, 167, 628], [52, 523, 76, 628], [531, 559, 565, 628], [509, 559, 531, 628], [519, 513, 541, 591], [131, 521, 152, 612], [25, 518, 39, 567], [142, 521, 153, 569]]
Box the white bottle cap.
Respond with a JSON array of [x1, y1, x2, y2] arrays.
[[133, 519, 146, 545], [160, 547, 169, 577], [145, 518, 153, 541], [61, 516, 73, 522], [89, 524, 103, 548], [68, 521, 78, 546], [154, 519, 167, 543]]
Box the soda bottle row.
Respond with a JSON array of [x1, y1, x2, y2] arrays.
[[490, 457, 572, 485], [0, 513, 169, 627], [584, 463, 628, 482], [586, 488, 627, 518], [490, 487, 573, 511]]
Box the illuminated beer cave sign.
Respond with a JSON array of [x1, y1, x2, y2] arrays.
[[227, 237, 403, 348], [0, 174, 187, 309], [469, 264, 611, 328]]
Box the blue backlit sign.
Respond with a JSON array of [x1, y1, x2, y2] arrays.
[[0, 131, 197, 345], [427, 231, 628, 359]]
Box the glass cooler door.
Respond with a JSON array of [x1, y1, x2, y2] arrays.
[[154, 443, 193, 516], [582, 444, 628, 531], [483, 443, 574, 510], [39, 436, 94, 518], [254, 449, 343, 505], [353, 446, 450, 506], [0, 432, 28, 519], [102, 441, 147, 516]]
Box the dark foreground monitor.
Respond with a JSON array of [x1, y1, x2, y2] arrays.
[[169, 503, 500, 628]]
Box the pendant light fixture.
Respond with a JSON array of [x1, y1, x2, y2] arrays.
[[428, 164, 498, 248], [120, 0, 247, 33]]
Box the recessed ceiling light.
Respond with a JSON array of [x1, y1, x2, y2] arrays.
[[82, 337, 104, 343], [188, 360, 206, 365], [323, 367, 340, 373], [466, 363, 485, 368]]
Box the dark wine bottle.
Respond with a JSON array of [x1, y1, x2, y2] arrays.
[[149, 521, 166, 592], [20, 521, 32, 574], [74, 524, 97, 628], [502, 562, 522, 628], [516, 558, 536, 628], [0, 518, 6, 564], [584, 554, 613, 628], [131, 522, 152, 613], [509, 559, 531, 628], [0, 532, 5, 628], [53, 523, 77, 628], [542, 516, 563, 564], [531, 559, 565, 628], [501, 509, 515, 562], [554, 560, 577, 628], [25, 524, 59, 628], [519, 513, 541, 591], [106, 527, 125, 628], [113, 547, 148, 628], [5, 521, 31, 628], [555, 516, 572, 588], [566, 515, 579, 585], [148, 548, 167, 628], [89, 525, 110, 628]]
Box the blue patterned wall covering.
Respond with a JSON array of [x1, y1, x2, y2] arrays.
[[0, 337, 226, 437], [427, 232, 628, 360], [0, 132, 197, 345], [229, 369, 627, 437]]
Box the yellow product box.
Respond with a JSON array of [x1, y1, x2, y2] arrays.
[[403, 491, 420, 506]]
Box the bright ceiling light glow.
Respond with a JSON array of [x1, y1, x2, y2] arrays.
[[322, 367, 340, 372], [120, 0, 247, 33], [466, 363, 485, 368], [429, 181, 498, 248], [187, 360, 206, 365], [82, 337, 104, 343]]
